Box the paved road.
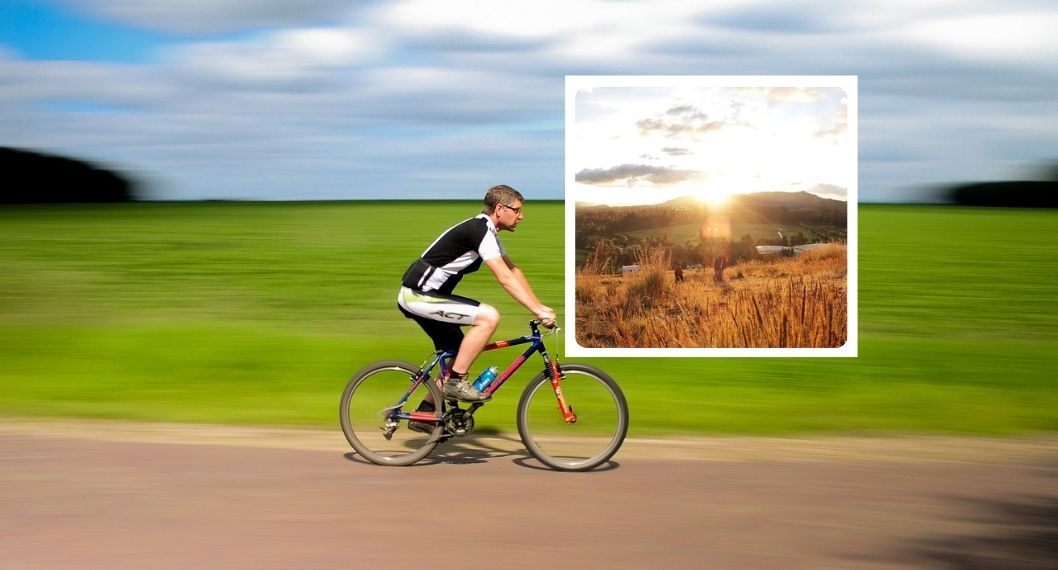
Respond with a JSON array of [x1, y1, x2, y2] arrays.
[[2, 422, 1056, 569]]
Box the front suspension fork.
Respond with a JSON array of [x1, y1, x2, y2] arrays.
[[546, 359, 577, 423]]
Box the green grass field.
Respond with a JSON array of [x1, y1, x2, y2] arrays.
[[1, 201, 1055, 436]]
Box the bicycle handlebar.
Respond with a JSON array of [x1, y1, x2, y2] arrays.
[[530, 319, 561, 335]]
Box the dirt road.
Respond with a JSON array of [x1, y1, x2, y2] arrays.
[[2, 421, 1056, 569]]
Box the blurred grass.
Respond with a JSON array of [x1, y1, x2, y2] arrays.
[[1, 202, 1055, 436]]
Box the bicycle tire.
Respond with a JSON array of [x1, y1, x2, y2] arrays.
[[340, 360, 444, 466], [516, 363, 629, 471]]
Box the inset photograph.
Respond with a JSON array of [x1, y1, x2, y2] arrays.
[[565, 76, 857, 356]]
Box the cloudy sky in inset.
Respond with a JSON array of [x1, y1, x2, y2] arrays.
[[572, 81, 852, 206], [2, 1, 1056, 201]]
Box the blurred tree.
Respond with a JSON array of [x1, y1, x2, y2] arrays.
[[1043, 161, 1058, 182], [949, 181, 1057, 208], [0, 147, 139, 204], [731, 234, 758, 262]]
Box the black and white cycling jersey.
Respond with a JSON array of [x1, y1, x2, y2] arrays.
[[401, 214, 505, 295]]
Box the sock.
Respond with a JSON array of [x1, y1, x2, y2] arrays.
[[448, 370, 467, 381]]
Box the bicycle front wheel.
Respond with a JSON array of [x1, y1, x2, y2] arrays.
[[517, 363, 629, 471], [340, 360, 443, 466]]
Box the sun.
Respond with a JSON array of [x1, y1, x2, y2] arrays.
[[694, 187, 732, 207]]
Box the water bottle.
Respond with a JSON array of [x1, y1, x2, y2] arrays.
[[471, 366, 499, 391]]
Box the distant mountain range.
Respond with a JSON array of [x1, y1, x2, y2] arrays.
[[577, 188, 845, 210], [577, 189, 847, 228]]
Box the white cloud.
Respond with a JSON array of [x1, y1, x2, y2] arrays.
[[576, 164, 703, 186], [900, 11, 1058, 62], [379, 0, 706, 43], [0, 58, 171, 107], [170, 26, 386, 83]]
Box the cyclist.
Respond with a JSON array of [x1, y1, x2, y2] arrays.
[[398, 185, 557, 417]]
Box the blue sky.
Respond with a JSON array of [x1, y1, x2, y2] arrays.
[[2, 0, 1056, 202], [2, 1, 166, 62]]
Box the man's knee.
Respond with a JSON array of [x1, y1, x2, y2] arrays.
[[473, 304, 500, 330]]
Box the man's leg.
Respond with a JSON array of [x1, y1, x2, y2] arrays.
[[450, 303, 499, 376], [441, 304, 499, 402], [398, 287, 497, 403], [408, 310, 498, 432]]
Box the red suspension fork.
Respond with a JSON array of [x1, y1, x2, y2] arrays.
[[548, 360, 577, 423]]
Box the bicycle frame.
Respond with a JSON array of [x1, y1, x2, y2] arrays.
[[396, 321, 576, 425]]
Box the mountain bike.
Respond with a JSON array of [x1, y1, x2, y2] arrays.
[[340, 320, 628, 471]]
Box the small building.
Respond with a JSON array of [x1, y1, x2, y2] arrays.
[[755, 243, 836, 256]]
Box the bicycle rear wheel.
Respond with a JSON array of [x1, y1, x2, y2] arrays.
[[517, 363, 628, 471], [340, 360, 444, 466]]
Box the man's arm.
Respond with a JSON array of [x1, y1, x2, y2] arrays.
[[484, 256, 556, 325]]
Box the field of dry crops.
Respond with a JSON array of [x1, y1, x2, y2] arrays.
[[575, 245, 848, 349]]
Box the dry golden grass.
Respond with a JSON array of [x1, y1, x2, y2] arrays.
[[575, 245, 848, 349]]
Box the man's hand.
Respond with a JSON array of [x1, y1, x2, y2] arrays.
[[536, 306, 557, 328]]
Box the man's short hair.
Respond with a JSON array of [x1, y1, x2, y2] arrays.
[[482, 185, 523, 214]]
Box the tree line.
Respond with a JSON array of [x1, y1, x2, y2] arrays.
[[576, 197, 847, 272], [1, 147, 139, 204]]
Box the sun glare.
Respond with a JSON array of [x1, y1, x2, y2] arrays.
[[695, 187, 732, 207]]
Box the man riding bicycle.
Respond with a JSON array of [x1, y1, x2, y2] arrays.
[[397, 185, 557, 408]]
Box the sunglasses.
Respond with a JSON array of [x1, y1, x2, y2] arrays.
[[499, 203, 523, 214]]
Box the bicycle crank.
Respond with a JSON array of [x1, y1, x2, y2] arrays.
[[443, 408, 476, 437]]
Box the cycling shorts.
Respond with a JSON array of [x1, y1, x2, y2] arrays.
[[397, 287, 484, 352]]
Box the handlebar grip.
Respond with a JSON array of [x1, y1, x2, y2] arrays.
[[531, 319, 558, 330]]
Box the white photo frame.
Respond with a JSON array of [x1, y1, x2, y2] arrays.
[[565, 75, 858, 357]]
